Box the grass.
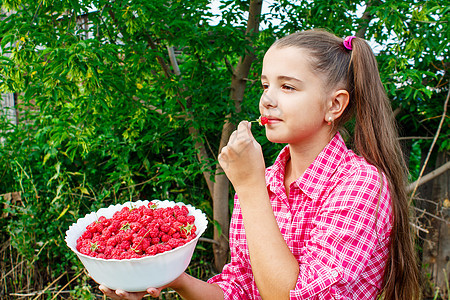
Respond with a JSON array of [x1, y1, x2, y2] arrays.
[[1, 235, 217, 300]]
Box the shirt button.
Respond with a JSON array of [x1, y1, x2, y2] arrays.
[[331, 270, 339, 278]]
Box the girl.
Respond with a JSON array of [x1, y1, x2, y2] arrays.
[[100, 29, 420, 299]]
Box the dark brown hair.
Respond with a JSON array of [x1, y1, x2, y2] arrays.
[[273, 30, 420, 299]]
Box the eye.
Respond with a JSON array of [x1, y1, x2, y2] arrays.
[[261, 83, 269, 90], [281, 84, 295, 91]]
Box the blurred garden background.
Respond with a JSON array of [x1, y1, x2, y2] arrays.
[[0, 0, 449, 298]]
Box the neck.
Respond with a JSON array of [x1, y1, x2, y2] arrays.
[[285, 131, 335, 183]]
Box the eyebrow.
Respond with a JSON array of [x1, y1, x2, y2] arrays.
[[261, 75, 303, 84]]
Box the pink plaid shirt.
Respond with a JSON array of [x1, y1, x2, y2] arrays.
[[208, 133, 392, 299]]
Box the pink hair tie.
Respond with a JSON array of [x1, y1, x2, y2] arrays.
[[343, 36, 356, 50]]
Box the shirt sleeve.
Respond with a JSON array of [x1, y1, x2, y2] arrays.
[[207, 195, 253, 300], [290, 166, 392, 299]]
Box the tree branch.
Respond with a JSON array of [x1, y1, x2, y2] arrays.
[[144, 33, 173, 82], [407, 161, 450, 194], [355, 0, 376, 38], [409, 85, 449, 199], [167, 45, 181, 76], [414, 206, 450, 225]]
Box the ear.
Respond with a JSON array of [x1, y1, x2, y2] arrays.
[[325, 89, 349, 122]]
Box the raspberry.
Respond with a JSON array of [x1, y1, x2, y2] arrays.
[[167, 227, 177, 236], [130, 222, 143, 232], [79, 246, 90, 255], [118, 240, 131, 250], [98, 216, 111, 227], [253, 116, 268, 125], [145, 245, 157, 256], [181, 206, 189, 216], [111, 247, 122, 259], [176, 215, 187, 224], [120, 230, 133, 241], [141, 215, 152, 225], [128, 212, 140, 222], [119, 208, 130, 220], [101, 228, 112, 239], [77, 202, 199, 259], [168, 238, 179, 248], [190, 225, 197, 235], [160, 223, 170, 233], [149, 228, 159, 238], [171, 221, 183, 231], [104, 246, 113, 258], [131, 242, 144, 254], [152, 209, 162, 219], [119, 221, 131, 231], [106, 235, 119, 247], [161, 234, 171, 243], [156, 243, 167, 253], [136, 227, 150, 238], [109, 220, 121, 232], [140, 238, 150, 250], [91, 234, 105, 243], [86, 223, 97, 233], [120, 252, 132, 260], [81, 230, 93, 240]]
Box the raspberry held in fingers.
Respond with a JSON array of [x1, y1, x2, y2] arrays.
[[250, 116, 268, 126], [260, 116, 268, 125]]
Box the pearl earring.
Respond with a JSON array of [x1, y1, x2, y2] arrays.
[[327, 117, 333, 125]]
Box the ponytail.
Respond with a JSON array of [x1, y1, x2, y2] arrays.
[[273, 30, 420, 299], [349, 37, 420, 300]]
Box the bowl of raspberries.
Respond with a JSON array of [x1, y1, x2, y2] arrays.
[[65, 200, 208, 292]]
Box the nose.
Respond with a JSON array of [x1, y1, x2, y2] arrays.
[[260, 90, 277, 108]]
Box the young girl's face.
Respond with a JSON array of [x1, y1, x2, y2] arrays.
[[259, 46, 332, 147]]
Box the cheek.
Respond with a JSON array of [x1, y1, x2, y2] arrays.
[[258, 101, 264, 113]]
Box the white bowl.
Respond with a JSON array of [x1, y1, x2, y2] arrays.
[[65, 200, 208, 292]]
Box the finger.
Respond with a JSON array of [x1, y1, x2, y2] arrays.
[[116, 289, 148, 300], [218, 147, 230, 170], [99, 285, 122, 300], [115, 289, 130, 299], [147, 287, 163, 298], [236, 121, 250, 137], [247, 122, 260, 147], [218, 145, 227, 159], [230, 121, 249, 144], [246, 121, 254, 137], [228, 128, 238, 144]]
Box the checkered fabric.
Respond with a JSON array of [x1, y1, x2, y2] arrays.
[[208, 133, 392, 299]]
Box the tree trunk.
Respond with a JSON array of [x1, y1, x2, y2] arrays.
[[212, 0, 262, 272]]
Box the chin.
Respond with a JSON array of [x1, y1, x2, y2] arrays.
[[266, 135, 288, 144]]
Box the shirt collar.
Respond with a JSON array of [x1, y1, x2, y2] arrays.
[[266, 132, 348, 201]]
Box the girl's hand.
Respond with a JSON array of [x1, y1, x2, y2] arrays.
[[98, 276, 177, 299], [98, 285, 158, 299], [218, 121, 266, 193]]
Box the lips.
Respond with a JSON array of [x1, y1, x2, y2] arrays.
[[265, 116, 282, 124]]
